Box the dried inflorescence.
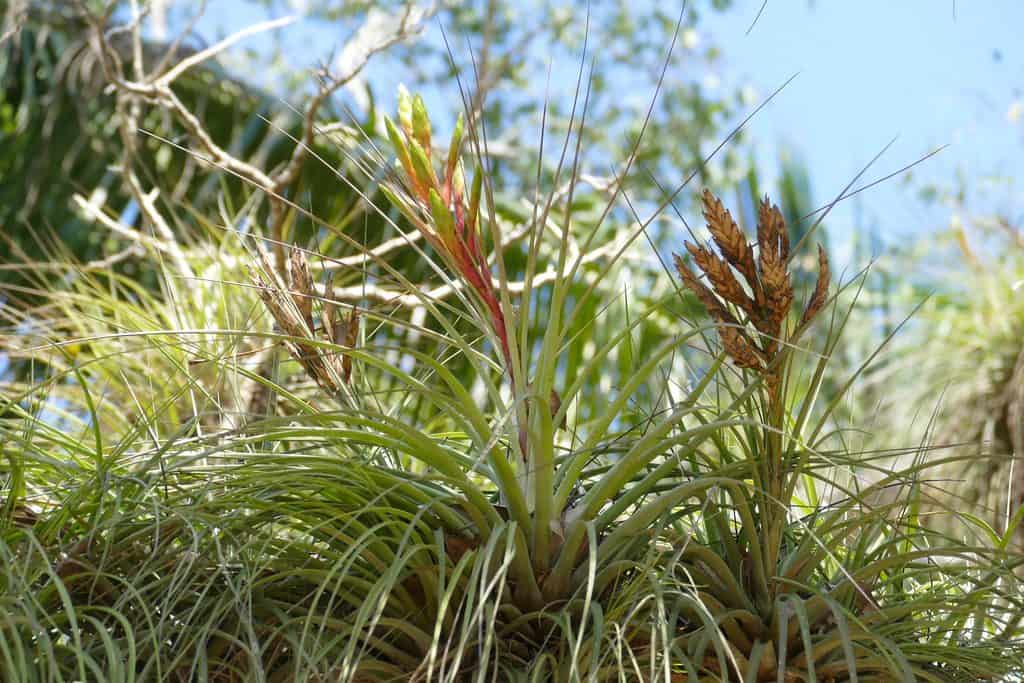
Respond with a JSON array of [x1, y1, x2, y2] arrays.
[[674, 189, 830, 386], [251, 247, 359, 395]]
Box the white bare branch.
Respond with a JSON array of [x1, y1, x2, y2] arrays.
[[157, 15, 297, 87]]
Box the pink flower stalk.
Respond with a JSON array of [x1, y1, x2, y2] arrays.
[[382, 88, 513, 368]]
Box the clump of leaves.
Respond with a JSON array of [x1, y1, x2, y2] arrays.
[[2, 90, 1023, 683], [666, 191, 1023, 680], [855, 219, 1024, 553]]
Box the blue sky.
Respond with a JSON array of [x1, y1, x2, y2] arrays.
[[702, 1, 1024, 252], [191, 1, 1024, 264]]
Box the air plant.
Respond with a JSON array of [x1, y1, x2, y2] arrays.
[[3, 87, 1023, 683], [380, 87, 570, 466], [674, 189, 830, 560], [663, 191, 1023, 681]]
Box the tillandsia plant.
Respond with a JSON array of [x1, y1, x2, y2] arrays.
[[852, 219, 1024, 552], [673, 190, 830, 580], [2, 4, 1022, 681], [663, 193, 1024, 680], [2, 85, 1024, 683], [379, 87, 567, 466]]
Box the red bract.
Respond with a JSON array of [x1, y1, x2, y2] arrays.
[[383, 90, 513, 368]]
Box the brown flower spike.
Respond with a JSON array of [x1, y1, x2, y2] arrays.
[[252, 247, 359, 395], [675, 190, 830, 387]]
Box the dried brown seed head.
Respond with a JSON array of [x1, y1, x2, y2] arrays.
[[701, 189, 757, 283], [252, 259, 350, 395], [288, 249, 315, 334], [673, 251, 739, 328], [759, 247, 793, 330], [756, 197, 787, 265], [676, 247, 761, 371], [719, 325, 762, 370], [756, 196, 773, 252], [675, 191, 827, 377], [692, 246, 758, 318], [799, 244, 831, 327]]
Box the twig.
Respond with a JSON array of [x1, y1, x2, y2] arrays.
[[156, 15, 297, 87], [267, 4, 429, 266], [72, 194, 175, 255]]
